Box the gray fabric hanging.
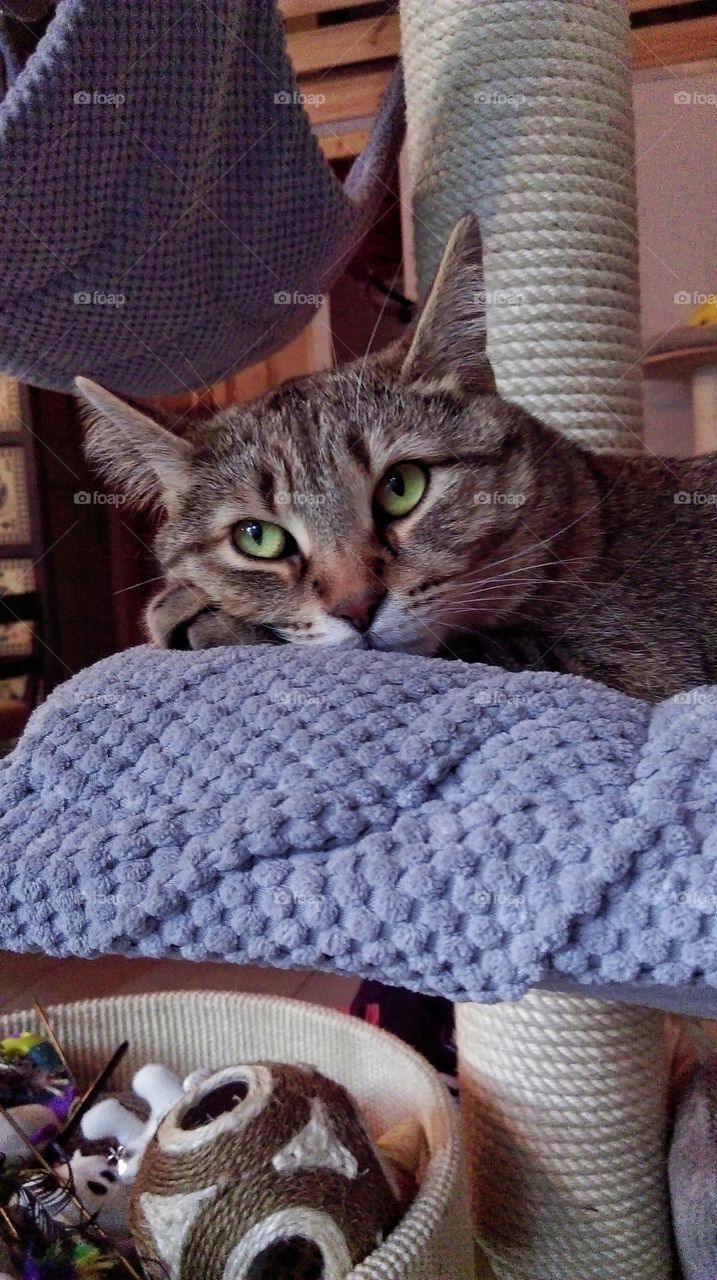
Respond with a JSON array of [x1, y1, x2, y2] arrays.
[[0, 0, 403, 395]]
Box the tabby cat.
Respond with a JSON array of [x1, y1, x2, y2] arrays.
[[77, 216, 717, 703]]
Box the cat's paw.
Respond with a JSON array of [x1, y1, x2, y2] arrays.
[[146, 583, 280, 650], [146, 582, 213, 649], [184, 609, 276, 649]]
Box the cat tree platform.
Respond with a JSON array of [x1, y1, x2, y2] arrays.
[[2, 642, 712, 1277], [2, 643, 715, 1018], [0, 0, 699, 1276]]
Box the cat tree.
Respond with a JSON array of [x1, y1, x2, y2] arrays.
[[400, 2, 669, 1275], [0, 2, 704, 1277]]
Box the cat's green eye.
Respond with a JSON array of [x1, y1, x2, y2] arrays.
[[233, 518, 291, 560], [374, 462, 427, 518]]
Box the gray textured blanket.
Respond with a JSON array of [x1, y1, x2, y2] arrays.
[[0, 0, 402, 394], [2, 646, 716, 1015]]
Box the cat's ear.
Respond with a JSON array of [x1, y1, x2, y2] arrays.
[[400, 213, 496, 399], [75, 377, 191, 509]]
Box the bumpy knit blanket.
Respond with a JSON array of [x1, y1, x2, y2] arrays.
[[2, 646, 717, 1016], [0, 0, 402, 395]]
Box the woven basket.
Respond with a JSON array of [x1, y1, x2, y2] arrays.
[[0, 990, 474, 1280]]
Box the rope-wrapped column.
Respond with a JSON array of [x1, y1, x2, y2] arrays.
[[401, 2, 669, 1276], [400, 0, 644, 451], [456, 994, 671, 1279]]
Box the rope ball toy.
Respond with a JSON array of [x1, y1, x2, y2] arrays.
[[129, 1063, 403, 1279]]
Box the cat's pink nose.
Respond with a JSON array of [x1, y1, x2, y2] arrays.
[[330, 589, 386, 633]]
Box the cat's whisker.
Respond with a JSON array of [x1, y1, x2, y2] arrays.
[[472, 558, 586, 584], [435, 599, 550, 623], [417, 557, 593, 605], [451, 553, 592, 582], [513, 511, 605, 564], [483, 520, 593, 570], [442, 591, 573, 617], [113, 574, 166, 596], [353, 261, 404, 417], [445, 582, 558, 603], [440, 545, 594, 592], [444, 575, 580, 604], [417, 562, 587, 609]]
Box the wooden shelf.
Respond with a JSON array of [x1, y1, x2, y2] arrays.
[[317, 126, 370, 160], [629, 0, 705, 11], [643, 326, 717, 379], [287, 12, 399, 75], [299, 62, 394, 125], [280, 0, 385, 16], [631, 14, 717, 68]]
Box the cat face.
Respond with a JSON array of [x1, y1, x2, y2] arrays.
[[149, 374, 548, 656], [77, 216, 586, 655]]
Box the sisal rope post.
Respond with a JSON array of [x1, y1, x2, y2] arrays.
[[400, 0, 644, 452], [456, 994, 671, 1279], [400, 1, 671, 1276]]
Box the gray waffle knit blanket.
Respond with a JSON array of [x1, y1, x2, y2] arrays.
[[2, 646, 716, 1014], [0, 0, 402, 394]]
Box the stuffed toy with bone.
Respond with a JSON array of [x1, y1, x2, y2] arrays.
[[81, 1062, 190, 1181]]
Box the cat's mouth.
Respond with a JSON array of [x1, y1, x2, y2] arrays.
[[363, 613, 447, 657], [269, 598, 452, 656]]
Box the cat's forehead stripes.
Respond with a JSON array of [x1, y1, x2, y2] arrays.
[[189, 387, 389, 536]]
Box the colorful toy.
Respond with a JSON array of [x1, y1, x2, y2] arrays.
[[0, 1034, 76, 1168], [0, 1023, 135, 1280], [688, 297, 717, 327], [18, 1236, 116, 1278], [0, 1035, 74, 1118], [4, 1168, 125, 1279], [130, 1062, 402, 1280]]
